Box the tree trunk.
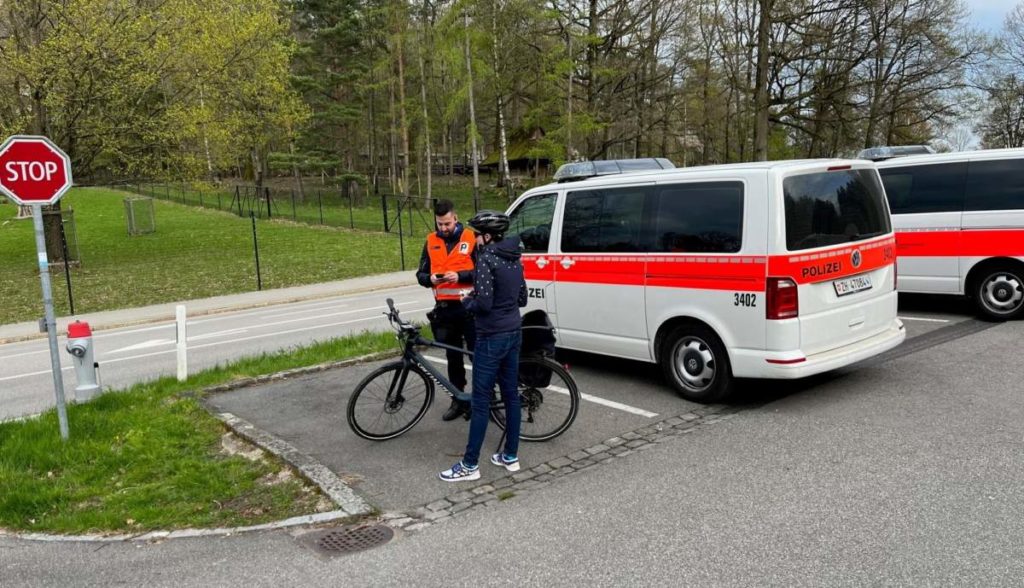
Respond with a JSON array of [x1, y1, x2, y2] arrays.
[[586, 0, 598, 158], [289, 139, 305, 202], [464, 9, 481, 210], [368, 75, 379, 194], [419, 1, 433, 206], [566, 33, 574, 160], [492, 0, 511, 190], [396, 28, 411, 198], [199, 81, 215, 182], [752, 0, 772, 162], [388, 75, 399, 194]]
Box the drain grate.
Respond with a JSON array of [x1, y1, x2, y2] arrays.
[[305, 524, 395, 556]]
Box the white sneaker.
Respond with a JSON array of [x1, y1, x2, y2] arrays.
[[439, 461, 480, 482], [489, 453, 521, 472]]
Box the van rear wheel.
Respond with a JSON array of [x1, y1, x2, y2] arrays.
[[660, 325, 733, 403], [974, 265, 1024, 321]]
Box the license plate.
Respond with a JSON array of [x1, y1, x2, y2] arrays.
[[833, 275, 872, 297]]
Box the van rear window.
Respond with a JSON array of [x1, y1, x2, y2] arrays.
[[783, 169, 891, 251]]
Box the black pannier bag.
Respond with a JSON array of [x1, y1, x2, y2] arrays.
[[519, 310, 556, 388]]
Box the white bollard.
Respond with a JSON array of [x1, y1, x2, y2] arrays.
[[176, 305, 188, 382]]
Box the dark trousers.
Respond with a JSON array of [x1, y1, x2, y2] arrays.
[[429, 301, 476, 392], [463, 330, 522, 467]]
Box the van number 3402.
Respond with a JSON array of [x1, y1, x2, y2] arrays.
[[734, 293, 757, 307]]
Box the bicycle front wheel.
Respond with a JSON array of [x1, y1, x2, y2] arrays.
[[490, 356, 580, 442], [347, 361, 434, 441]]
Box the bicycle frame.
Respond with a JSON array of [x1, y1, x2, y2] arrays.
[[402, 333, 474, 405]]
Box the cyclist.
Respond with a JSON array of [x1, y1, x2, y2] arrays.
[[439, 210, 528, 482]]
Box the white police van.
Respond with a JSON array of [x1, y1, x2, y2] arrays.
[[506, 158, 905, 402], [875, 148, 1024, 320]]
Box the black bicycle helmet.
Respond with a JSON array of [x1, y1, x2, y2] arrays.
[[468, 210, 510, 237]]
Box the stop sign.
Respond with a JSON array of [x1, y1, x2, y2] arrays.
[[0, 135, 74, 206]]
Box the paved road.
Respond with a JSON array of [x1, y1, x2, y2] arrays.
[[0, 285, 434, 420], [0, 288, 973, 421], [3, 300, 1021, 587]]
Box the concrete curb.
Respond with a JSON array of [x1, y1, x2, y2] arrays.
[[0, 352, 400, 543], [0, 511, 358, 544], [211, 411, 374, 518]]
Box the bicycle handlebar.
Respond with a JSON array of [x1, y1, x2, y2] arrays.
[[384, 298, 416, 332]]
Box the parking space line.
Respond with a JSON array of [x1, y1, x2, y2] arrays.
[[425, 356, 659, 418], [898, 316, 951, 323]]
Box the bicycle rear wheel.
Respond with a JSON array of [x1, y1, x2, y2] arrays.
[[347, 361, 434, 441], [490, 356, 580, 442]]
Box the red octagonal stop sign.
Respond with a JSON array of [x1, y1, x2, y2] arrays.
[[0, 135, 74, 206]]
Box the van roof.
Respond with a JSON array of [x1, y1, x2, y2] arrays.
[[874, 147, 1024, 168], [520, 158, 868, 196]]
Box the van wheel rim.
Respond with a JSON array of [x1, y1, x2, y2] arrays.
[[981, 273, 1023, 314], [674, 338, 715, 392]]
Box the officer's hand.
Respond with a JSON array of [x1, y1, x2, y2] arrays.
[[430, 274, 443, 285], [443, 271, 459, 283]]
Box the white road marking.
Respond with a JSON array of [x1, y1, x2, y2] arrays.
[[898, 316, 951, 323], [425, 356, 659, 418], [0, 348, 51, 361], [188, 328, 249, 342], [0, 366, 72, 382], [109, 338, 175, 354]]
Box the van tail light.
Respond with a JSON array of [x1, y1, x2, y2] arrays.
[[767, 278, 799, 320]]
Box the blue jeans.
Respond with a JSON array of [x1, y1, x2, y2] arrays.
[[463, 330, 521, 467]]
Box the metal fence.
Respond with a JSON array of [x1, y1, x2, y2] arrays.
[[121, 181, 514, 235]]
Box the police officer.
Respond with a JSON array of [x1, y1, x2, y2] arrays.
[[416, 199, 475, 421]]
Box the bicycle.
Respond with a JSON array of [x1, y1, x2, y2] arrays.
[[347, 298, 580, 442]]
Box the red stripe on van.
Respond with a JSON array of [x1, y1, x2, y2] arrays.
[[767, 236, 896, 285], [896, 229, 1024, 257], [522, 236, 896, 291], [646, 257, 767, 291]]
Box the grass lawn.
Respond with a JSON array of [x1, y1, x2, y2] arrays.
[[131, 177, 521, 232], [0, 329, 401, 534], [0, 187, 425, 325]]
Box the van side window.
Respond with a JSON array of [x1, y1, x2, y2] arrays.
[[878, 163, 967, 214], [561, 188, 647, 252], [507, 193, 557, 253], [966, 159, 1024, 211], [653, 182, 743, 253]]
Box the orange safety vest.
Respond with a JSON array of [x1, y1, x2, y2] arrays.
[[427, 229, 476, 300]]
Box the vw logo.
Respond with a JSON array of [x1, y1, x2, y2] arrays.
[[687, 359, 699, 372], [851, 250, 862, 268]]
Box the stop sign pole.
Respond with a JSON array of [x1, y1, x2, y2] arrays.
[[0, 135, 74, 440]]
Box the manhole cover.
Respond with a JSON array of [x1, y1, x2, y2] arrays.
[[304, 524, 395, 557]]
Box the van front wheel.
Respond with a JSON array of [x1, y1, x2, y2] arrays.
[[660, 325, 733, 403], [974, 266, 1024, 321]]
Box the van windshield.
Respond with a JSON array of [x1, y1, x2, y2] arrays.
[[783, 169, 891, 251]]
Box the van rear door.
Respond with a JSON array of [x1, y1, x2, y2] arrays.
[[773, 165, 897, 356]]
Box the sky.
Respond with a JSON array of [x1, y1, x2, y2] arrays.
[[968, 0, 1019, 33]]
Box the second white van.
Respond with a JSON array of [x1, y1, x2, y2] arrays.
[[876, 148, 1024, 320]]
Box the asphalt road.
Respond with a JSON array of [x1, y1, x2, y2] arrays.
[[0, 285, 435, 420], [3, 294, 1021, 586], [0, 286, 974, 422]]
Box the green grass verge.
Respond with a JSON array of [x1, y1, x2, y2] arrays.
[[132, 179, 518, 232], [0, 328, 402, 534], [0, 187, 425, 325]]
